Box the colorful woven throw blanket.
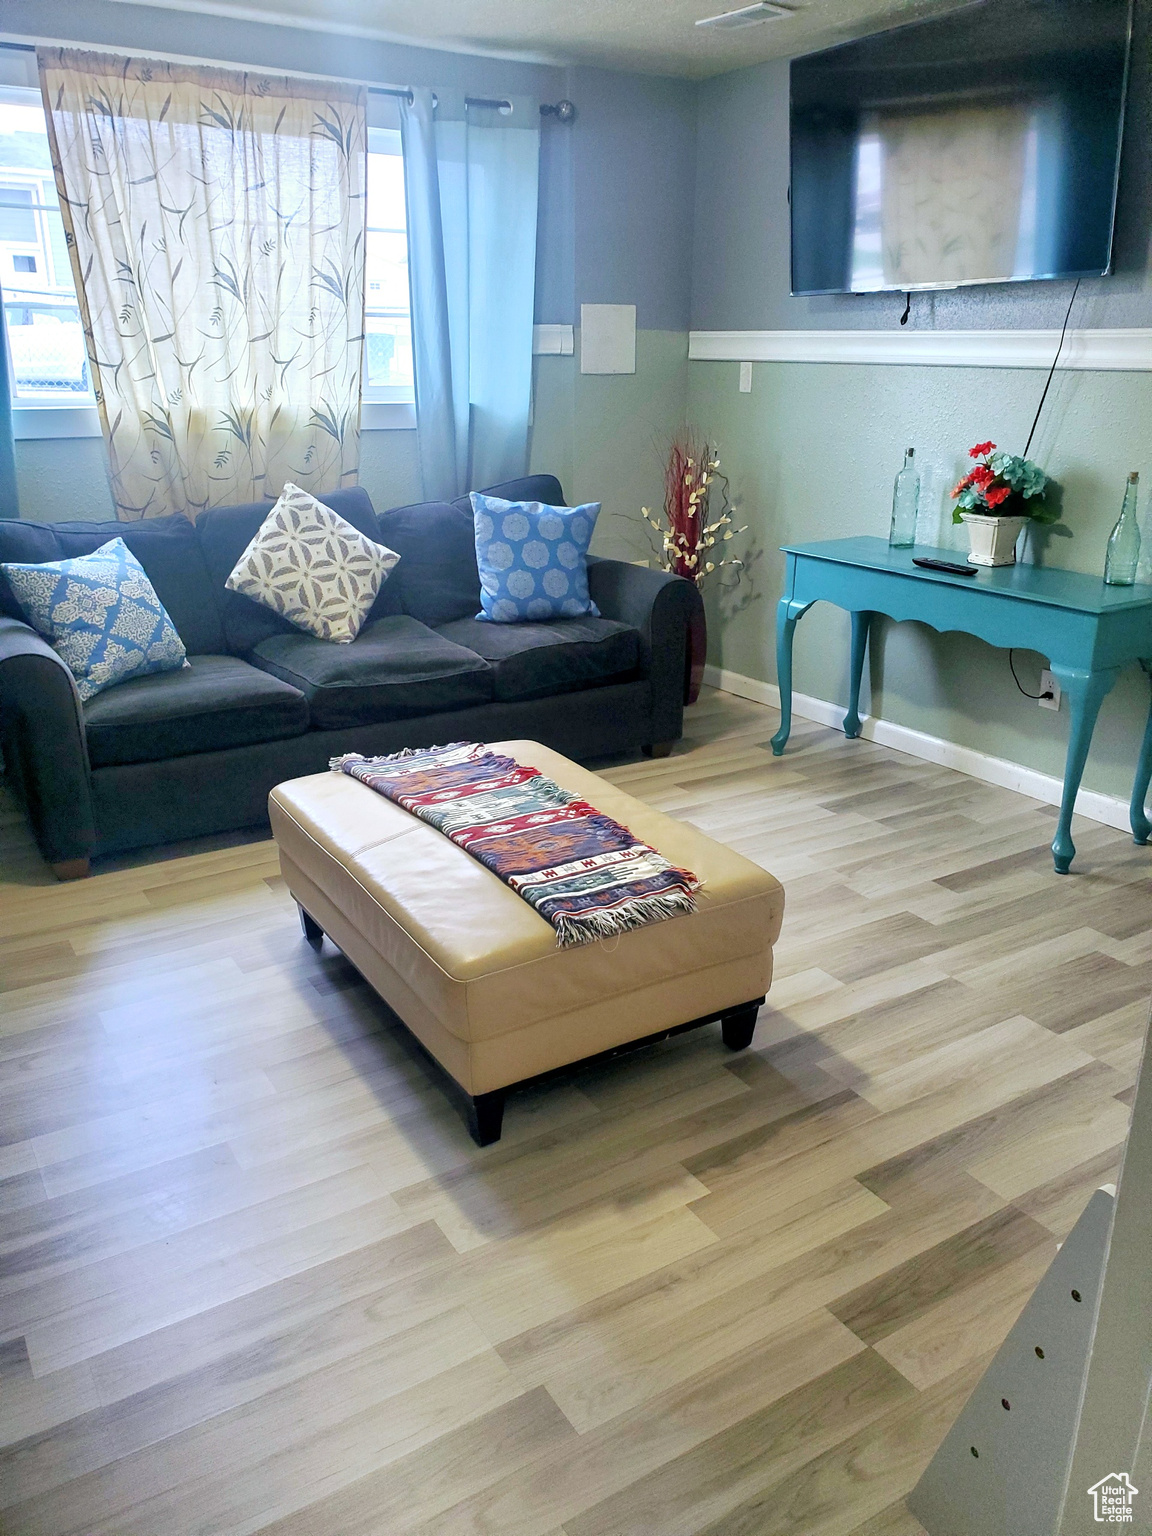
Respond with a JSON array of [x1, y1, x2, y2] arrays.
[[330, 742, 700, 947]]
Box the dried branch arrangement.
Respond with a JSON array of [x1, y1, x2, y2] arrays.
[[641, 433, 747, 584]]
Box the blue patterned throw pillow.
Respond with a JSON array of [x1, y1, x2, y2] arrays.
[[1, 537, 188, 700], [470, 493, 600, 623]]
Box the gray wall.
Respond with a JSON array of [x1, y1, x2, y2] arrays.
[[2, 2, 701, 333], [691, 0, 1152, 332], [567, 67, 698, 330]]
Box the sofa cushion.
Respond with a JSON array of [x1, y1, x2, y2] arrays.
[[375, 500, 480, 627], [83, 654, 309, 768], [196, 487, 389, 654], [249, 616, 494, 729], [436, 615, 640, 702], [0, 513, 226, 655]]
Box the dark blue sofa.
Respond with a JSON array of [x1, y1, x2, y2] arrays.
[[0, 474, 702, 875]]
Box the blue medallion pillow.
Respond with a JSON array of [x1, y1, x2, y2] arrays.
[[470, 493, 601, 623], [1, 537, 188, 701]]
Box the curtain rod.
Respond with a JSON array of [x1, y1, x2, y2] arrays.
[[369, 86, 513, 111], [0, 41, 572, 117]]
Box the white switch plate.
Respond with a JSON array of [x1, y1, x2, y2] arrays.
[[739, 360, 753, 393], [1039, 669, 1061, 710]]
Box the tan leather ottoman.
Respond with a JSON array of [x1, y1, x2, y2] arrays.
[[268, 740, 784, 1144]]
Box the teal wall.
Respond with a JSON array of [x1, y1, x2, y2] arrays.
[[531, 330, 689, 563], [685, 9, 1152, 806], [688, 357, 1152, 801]]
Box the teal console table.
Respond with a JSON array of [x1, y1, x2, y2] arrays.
[[771, 537, 1152, 873]]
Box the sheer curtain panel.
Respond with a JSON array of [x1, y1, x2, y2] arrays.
[[400, 88, 539, 501], [38, 49, 366, 521]]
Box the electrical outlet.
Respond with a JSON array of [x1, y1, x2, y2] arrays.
[[1039, 669, 1061, 710], [739, 360, 753, 393]]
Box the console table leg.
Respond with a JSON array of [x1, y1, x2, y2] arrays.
[[770, 599, 811, 756], [845, 611, 871, 739], [1131, 662, 1152, 846], [1051, 666, 1117, 874]]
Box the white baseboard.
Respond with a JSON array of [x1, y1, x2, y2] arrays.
[[702, 663, 1133, 833]]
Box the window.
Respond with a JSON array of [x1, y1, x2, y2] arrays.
[[364, 126, 413, 405], [0, 92, 94, 406], [1, 87, 411, 427], [0, 185, 35, 242]]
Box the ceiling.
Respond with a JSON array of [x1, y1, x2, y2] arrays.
[[111, 0, 968, 79]]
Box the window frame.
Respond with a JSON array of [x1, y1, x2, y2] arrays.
[[0, 81, 101, 438], [2, 71, 416, 438]]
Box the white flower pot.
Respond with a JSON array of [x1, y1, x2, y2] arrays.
[[960, 512, 1028, 567]]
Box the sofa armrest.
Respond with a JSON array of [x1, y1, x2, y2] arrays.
[[587, 557, 704, 747], [0, 616, 96, 869]]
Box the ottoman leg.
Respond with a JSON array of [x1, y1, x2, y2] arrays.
[[298, 903, 324, 948], [466, 1090, 506, 1147], [721, 1000, 762, 1051]]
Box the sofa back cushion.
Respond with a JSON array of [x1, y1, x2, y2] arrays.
[[454, 475, 566, 512], [196, 486, 386, 653], [378, 478, 570, 629], [376, 499, 480, 627], [0, 514, 226, 655]]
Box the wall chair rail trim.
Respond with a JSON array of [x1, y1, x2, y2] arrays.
[[687, 328, 1152, 371], [532, 324, 575, 356]]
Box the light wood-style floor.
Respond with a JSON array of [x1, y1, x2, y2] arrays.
[[1, 689, 1149, 1536]]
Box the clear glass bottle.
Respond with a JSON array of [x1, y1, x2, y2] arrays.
[[1105, 472, 1141, 586], [889, 448, 920, 549]]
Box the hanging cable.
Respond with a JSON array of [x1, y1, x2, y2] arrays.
[[1009, 650, 1053, 702], [1023, 279, 1080, 459]]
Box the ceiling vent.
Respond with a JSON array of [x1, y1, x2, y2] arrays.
[[695, 2, 795, 27]]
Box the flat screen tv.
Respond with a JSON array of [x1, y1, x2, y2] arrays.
[[789, 0, 1132, 295]]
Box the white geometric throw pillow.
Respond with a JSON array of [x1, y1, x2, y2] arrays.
[[225, 484, 400, 645]]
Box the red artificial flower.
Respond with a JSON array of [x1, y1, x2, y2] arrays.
[[969, 440, 996, 458], [951, 470, 976, 498], [970, 464, 995, 488], [985, 483, 1012, 508]]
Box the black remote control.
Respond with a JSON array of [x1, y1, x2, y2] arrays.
[[912, 556, 977, 576]]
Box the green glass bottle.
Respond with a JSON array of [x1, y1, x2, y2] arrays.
[[888, 448, 919, 548], [1105, 472, 1141, 586]]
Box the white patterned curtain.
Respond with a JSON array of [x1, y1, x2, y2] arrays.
[[38, 49, 366, 522]]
